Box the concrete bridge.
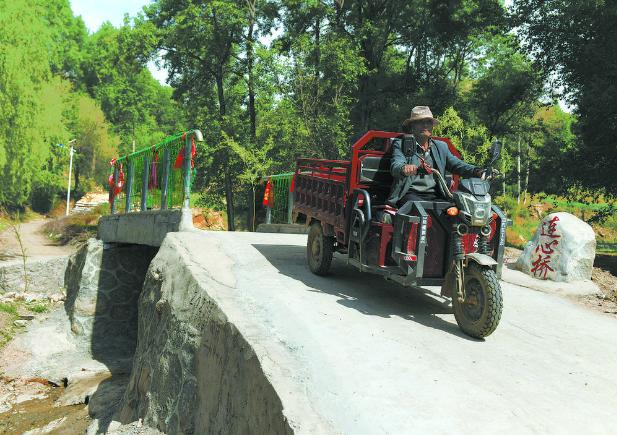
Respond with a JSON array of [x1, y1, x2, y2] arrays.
[[4, 131, 617, 433], [59, 207, 617, 433]]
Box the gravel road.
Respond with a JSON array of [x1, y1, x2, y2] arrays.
[[0, 219, 73, 260]]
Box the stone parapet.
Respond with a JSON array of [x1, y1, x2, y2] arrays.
[[98, 209, 193, 247]]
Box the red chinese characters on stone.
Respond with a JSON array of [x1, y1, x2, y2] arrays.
[[531, 216, 560, 279], [531, 254, 555, 279], [540, 216, 561, 239]]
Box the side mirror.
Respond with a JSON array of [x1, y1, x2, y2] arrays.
[[488, 140, 502, 166]]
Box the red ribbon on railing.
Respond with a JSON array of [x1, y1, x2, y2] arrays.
[[108, 159, 125, 206], [174, 136, 196, 169], [149, 151, 159, 190]]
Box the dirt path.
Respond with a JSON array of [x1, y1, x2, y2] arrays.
[[0, 219, 74, 261]]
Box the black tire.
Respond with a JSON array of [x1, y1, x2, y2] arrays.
[[452, 263, 503, 338], [307, 222, 334, 275]]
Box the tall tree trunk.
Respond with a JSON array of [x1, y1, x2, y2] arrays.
[[246, 10, 256, 140], [358, 75, 371, 132], [314, 15, 321, 99], [74, 163, 80, 197], [247, 186, 255, 232], [517, 136, 521, 204], [501, 138, 506, 198], [523, 147, 530, 205], [215, 66, 235, 231]]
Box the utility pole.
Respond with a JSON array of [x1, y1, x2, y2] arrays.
[[57, 139, 77, 216], [502, 138, 506, 198], [65, 140, 76, 216]]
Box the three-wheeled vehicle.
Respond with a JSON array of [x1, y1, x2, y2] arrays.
[[292, 131, 509, 338]]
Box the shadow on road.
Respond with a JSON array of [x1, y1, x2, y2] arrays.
[[253, 244, 479, 341]]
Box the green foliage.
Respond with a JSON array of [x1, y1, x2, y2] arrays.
[[30, 171, 65, 213], [0, 302, 18, 316], [0, 0, 613, 216], [466, 35, 542, 137], [513, 0, 617, 194], [28, 303, 49, 314], [0, 1, 183, 211], [0, 0, 53, 208], [433, 107, 492, 165]]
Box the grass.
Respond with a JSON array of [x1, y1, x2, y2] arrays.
[[0, 302, 21, 349], [0, 302, 18, 316], [28, 304, 48, 313]]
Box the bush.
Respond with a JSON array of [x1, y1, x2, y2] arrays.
[[30, 171, 65, 214]]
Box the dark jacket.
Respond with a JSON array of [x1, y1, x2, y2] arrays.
[[387, 135, 478, 205]]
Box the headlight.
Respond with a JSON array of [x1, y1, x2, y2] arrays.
[[456, 193, 492, 226]]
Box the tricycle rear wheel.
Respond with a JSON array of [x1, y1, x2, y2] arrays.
[[452, 263, 503, 338], [307, 222, 334, 275]]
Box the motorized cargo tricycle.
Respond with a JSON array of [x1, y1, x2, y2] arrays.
[[292, 131, 509, 338]]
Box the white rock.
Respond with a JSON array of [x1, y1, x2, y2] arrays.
[[514, 212, 596, 282], [48, 293, 65, 303]]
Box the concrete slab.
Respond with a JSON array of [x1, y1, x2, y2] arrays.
[[98, 209, 193, 246], [502, 264, 600, 296], [133, 231, 617, 434], [256, 223, 309, 234]]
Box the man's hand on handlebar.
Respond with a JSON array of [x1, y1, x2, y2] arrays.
[[480, 168, 500, 180], [402, 164, 418, 176]]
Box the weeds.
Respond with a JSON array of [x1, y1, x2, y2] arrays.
[[0, 302, 18, 315], [43, 212, 100, 246], [28, 304, 48, 314], [0, 209, 29, 292]]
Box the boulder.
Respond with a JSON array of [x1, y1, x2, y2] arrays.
[[514, 212, 596, 282]]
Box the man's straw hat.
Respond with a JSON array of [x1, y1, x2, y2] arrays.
[[405, 106, 439, 124]]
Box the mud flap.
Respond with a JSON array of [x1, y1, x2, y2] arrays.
[[465, 253, 498, 267], [441, 262, 456, 298]]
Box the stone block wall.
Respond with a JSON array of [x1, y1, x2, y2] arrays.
[[64, 239, 157, 358], [0, 256, 68, 295]]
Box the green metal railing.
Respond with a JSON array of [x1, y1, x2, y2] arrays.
[[109, 130, 203, 214], [264, 172, 294, 224]]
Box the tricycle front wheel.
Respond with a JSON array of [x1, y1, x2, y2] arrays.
[[307, 222, 334, 275], [452, 263, 503, 338]]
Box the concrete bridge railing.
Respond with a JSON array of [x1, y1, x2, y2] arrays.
[[99, 130, 203, 246]]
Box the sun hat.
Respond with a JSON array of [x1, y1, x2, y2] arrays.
[[405, 106, 439, 124]]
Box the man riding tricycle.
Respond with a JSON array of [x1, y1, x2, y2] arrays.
[[292, 106, 509, 338]]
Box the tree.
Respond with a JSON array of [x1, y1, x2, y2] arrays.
[[0, 0, 53, 208], [513, 0, 617, 193], [68, 95, 118, 194], [145, 0, 253, 230], [466, 35, 542, 137]]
